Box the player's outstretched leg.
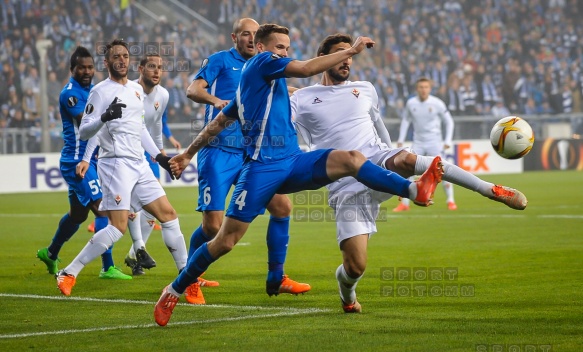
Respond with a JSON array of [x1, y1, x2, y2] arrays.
[[336, 264, 362, 313], [411, 156, 444, 206], [154, 285, 180, 326], [410, 155, 527, 210]]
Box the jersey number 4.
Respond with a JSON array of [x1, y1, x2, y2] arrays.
[[235, 190, 247, 210]]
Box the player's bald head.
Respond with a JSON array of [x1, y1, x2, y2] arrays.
[[233, 18, 259, 35]]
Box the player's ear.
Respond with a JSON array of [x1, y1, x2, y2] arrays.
[[231, 33, 237, 44]]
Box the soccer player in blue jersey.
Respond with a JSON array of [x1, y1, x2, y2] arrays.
[[154, 24, 443, 325], [36, 46, 131, 280], [183, 18, 308, 304]]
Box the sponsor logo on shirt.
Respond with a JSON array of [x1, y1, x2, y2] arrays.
[[85, 103, 94, 114], [352, 88, 360, 98], [312, 97, 322, 104], [232, 67, 240, 70], [135, 91, 141, 100], [271, 53, 282, 59]]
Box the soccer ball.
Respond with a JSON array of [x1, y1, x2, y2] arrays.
[[490, 116, 535, 159]]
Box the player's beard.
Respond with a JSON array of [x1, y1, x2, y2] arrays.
[[109, 61, 128, 80], [141, 75, 158, 90], [328, 66, 349, 83]]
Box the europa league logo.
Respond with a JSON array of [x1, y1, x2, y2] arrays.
[[541, 138, 583, 170]]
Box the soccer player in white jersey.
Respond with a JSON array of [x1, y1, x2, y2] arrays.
[[55, 39, 188, 296], [291, 34, 528, 312], [122, 53, 189, 276], [394, 77, 457, 211]]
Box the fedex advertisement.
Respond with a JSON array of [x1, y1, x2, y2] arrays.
[[0, 140, 522, 194], [0, 153, 198, 194]]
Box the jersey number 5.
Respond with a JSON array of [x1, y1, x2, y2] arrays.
[[88, 179, 102, 195]]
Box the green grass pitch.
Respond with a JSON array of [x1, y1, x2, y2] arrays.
[[0, 170, 582, 351]]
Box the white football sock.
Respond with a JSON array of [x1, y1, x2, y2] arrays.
[[415, 155, 493, 197], [127, 212, 144, 258], [335, 264, 362, 305], [443, 181, 455, 203], [161, 218, 188, 271], [401, 176, 413, 206], [64, 225, 123, 277], [140, 210, 156, 247]]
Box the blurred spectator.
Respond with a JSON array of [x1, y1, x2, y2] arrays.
[[491, 98, 511, 118]]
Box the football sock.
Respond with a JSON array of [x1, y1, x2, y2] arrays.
[[356, 160, 411, 198], [189, 225, 210, 258], [266, 216, 290, 283], [48, 213, 80, 260], [336, 264, 362, 304], [127, 212, 144, 258], [161, 218, 188, 271], [172, 243, 215, 294], [140, 210, 155, 245], [415, 155, 493, 196], [443, 181, 455, 203], [95, 216, 114, 270], [65, 225, 123, 277]]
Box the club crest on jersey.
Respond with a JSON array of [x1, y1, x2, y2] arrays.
[[352, 89, 360, 98], [312, 97, 322, 104], [135, 91, 141, 100], [67, 96, 78, 107], [128, 213, 137, 221], [85, 103, 94, 114], [115, 195, 122, 205], [154, 101, 160, 111], [147, 219, 156, 227]]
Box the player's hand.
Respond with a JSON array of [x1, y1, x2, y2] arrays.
[[76, 161, 90, 178], [100, 97, 126, 122], [155, 153, 176, 180], [169, 152, 192, 179], [168, 136, 182, 150], [351, 36, 375, 54], [214, 99, 229, 110]]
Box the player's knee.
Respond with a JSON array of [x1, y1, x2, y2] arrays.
[[70, 212, 88, 224], [157, 206, 177, 223], [344, 260, 366, 278], [267, 195, 292, 217], [343, 150, 366, 174], [202, 221, 221, 237]]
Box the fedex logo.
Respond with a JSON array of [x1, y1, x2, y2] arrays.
[[30, 157, 65, 189], [452, 142, 490, 172]]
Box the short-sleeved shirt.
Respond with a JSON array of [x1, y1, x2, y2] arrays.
[[194, 47, 246, 152], [223, 51, 299, 162], [59, 77, 94, 163]]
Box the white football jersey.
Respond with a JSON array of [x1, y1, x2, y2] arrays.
[[137, 80, 169, 150], [80, 78, 146, 159], [291, 81, 389, 158], [398, 95, 454, 145]]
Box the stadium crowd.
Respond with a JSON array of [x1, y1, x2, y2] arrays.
[[1, 0, 583, 153]]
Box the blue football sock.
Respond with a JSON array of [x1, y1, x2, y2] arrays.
[[95, 216, 114, 270], [172, 243, 215, 294], [356, 160, 411, 198], [266, 216, 290, 283], [47, 213, 80, 260], [188, 225, 210, 259]]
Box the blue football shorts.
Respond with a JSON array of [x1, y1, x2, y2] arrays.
[[60, 160, 102, 208], [196, 146, 245, 212], [226, 149, 333, 222]]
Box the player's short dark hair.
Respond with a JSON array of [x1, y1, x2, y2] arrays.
[[69, 46, 93, 70], [139, 52, 161, 67], [317, 33, 353, 56], [105, 38, 129, 60], [254, 24, 289, 46], [416, 77, 432, 85]]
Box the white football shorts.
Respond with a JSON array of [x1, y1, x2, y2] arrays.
[[97, 157, 165, 212], [327, 146, 408, 245]]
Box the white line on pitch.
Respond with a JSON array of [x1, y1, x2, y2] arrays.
[[0, 293, 316, 312], [0, 309, 328, 339]]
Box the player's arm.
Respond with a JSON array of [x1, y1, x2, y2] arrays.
[[369, 84, 393, 147], [284, 36, 375, 78], [170, 106, 237, 178], [79, 93, 126, 140], [396, 103, 411, 147], [186, 78, 229, 110], [77, 136, 99, 178], [140, 120, 176, 179], [162, 108, 181, 149], [440, 102, 455, 149]]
